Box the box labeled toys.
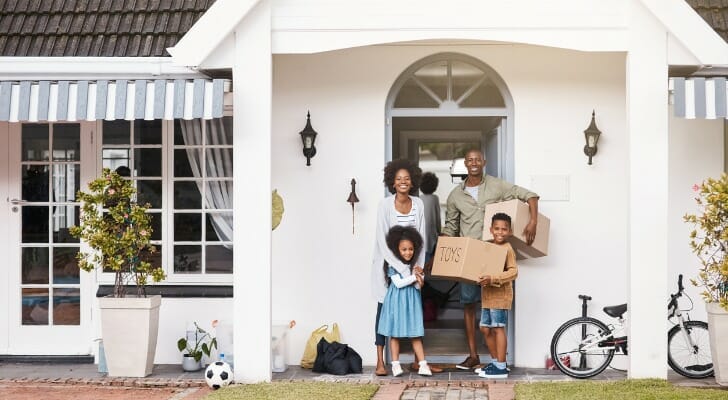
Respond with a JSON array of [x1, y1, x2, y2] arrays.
[[431, 236, 508, 284]]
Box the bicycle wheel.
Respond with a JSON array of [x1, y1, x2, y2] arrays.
[[550, 317, 615, 378], [667, 320, 714, 378]]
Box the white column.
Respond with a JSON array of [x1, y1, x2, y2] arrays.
[[626, 2, 668, 379], [232, 0, 272, 383]]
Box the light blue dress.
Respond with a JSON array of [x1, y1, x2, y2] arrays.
[[377, 266, 424, 338]]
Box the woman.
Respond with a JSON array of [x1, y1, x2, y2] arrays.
[[371, 159, 441, 376]]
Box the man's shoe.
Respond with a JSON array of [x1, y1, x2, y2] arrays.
[[478, 363, 508, 379], [411, 362, 443, 373], [456, 356, 480, 370]]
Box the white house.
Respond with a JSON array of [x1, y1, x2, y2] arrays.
[[1, 0, 727, 383]]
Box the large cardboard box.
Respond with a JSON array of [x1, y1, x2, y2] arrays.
[[431, 236, 508, 285], [482, 199, 550, 259]]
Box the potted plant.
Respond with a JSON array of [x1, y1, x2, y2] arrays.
[[70, 168, 166, 377], [684, 172, 728, 386], [178, 322, 217, 371]]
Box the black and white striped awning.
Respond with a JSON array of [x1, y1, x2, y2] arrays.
[[670, 77, 727, 119], [0, 78, 229, 122]]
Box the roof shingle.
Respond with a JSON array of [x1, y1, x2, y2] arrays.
[[0, 0, 215, 56], [687, 0, 728, 43]]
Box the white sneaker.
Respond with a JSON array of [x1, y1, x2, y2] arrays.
[[391, 362, 403, 377], [418, 362, 432, 376]]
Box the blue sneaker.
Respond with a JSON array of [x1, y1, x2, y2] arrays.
[[478, 363, 508, 379]]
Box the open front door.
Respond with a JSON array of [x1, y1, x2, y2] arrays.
[[5, 122, 94, 355]]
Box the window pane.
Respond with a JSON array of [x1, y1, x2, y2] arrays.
[[52, 164, 80, 202], [204, 181, 232, 210], [394, 78, 440, 108], [174, 149, 198, 177], [22, 247, 49, 284], [174, 181, 201, 209], [22, 206, 49, 243], [137, 180, 162, 209], [413, 61, 448, 101], [174, 245, 201, 273], [134, 148, 162, 177], [175, 119, 202, 146], [53, 247, 80, 284], [142, 245, 162, 270], [103, 120, 130, 144], [102, 148, 131, 171], [206, 246, 233, 274], [23, 165, 49, 202], [174, 213, 201, 241], [205, 117, 233, 145], [206, 213, 233, 241], [22, 288, 49, 325], [451, 61, 485, 103], [148, 212, 162, 241], [460, 82, 505, 108], [53, 205, 80, 243], [206, 149, 233, 177], [52, 124, 80, 161], [22, 124, 49, 161], [134, 120, 162, 145], [53, 288, 80, 325]]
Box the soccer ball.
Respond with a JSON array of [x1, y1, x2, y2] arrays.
[[205, 361, 233, 389]]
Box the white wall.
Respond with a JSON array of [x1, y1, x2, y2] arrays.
[[270, 43, 631, 368], [667, 110, 724, 324]]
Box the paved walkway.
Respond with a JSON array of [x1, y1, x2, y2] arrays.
[[0, 362, 723, 400]]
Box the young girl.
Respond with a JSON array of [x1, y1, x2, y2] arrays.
[[377, 225, 432, 377]]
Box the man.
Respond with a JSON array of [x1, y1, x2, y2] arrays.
[[442, 149, 539, 370]]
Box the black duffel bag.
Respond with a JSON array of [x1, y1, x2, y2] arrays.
[[312, 337, 363, 375]]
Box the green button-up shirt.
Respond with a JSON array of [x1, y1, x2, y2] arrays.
[[443, 175, 539, 240]]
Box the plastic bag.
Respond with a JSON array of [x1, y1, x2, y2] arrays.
[[300, 323, 341, 369]]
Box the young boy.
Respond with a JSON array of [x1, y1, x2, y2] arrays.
[[476, 212, 518, 379]]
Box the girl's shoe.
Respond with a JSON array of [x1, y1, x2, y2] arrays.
[[418, 362, 432, 376], [391, 362, 403, 377]]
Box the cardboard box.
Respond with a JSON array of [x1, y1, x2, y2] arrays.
[[482, 199, 550, 259], [431, 236, 508, 284]]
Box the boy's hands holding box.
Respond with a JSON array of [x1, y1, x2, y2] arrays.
[[430, 236, 508, 284]]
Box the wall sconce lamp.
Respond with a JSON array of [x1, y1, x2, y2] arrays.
[[583, 110, 602, 165], [299, 111, 318, 166]]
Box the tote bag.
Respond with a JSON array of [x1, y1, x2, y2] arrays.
[[300, 323, 341, 368]]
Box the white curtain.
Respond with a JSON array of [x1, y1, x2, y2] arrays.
[[179, 119, 233, 244]]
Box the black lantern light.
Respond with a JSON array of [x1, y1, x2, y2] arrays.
[[299, 111, 318, 166], [583, 110, 602, 165]]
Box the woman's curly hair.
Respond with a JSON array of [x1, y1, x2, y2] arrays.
[[383, 225, 424, 287], [420, 172, 439, 195], [383, 159, 422, 195]]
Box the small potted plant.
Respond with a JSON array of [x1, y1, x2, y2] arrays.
[[70, 168, 166, 377], [684, 172, 728, 386], [178, 322, 218, 372]]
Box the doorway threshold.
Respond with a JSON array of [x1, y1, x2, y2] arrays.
[[0, 355, 94, 364]]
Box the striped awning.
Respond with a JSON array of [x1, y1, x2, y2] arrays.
[[0, 78, 229, 122], [670, 77, 727, 119]]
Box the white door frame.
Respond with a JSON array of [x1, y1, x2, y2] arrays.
[[0, 121, 9, 353], [5, 121, 95, 355]]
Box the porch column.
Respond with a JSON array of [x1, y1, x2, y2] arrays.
[[232, 0, 272, 383], [626, 2, 668, 379]]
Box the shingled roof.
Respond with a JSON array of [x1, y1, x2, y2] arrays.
[[0, 0, 216, 57], [686, 0, 728, 43]]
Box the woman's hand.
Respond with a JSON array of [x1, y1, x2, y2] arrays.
[[478, 275, 492, 287]]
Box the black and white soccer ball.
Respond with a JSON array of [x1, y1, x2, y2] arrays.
[[205, 361, 233, 389]]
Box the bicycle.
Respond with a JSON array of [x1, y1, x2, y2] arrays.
[[549, 275, 713, 379]]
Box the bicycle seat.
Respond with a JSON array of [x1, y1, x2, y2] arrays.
[[603, 303, 627, 318], [578, 295, 592, 301]]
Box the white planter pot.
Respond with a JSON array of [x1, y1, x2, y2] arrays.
[[98, 295, 161, 377], [182, 355, 201, 372], [706, 302, 728, 386]]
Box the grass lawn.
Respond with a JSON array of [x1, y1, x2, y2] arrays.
[[516, 379, 728, 400], [203, 382, 379, 400]]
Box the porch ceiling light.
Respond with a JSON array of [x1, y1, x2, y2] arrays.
[[583, 110, 601, 165], [299, 111, 318, 166]]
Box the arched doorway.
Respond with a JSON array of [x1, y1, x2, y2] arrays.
[[385, 53, 515, 364]]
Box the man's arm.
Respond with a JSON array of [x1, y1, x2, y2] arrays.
[[442, 191, 460, 237], [523, 196, 539, 245]]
